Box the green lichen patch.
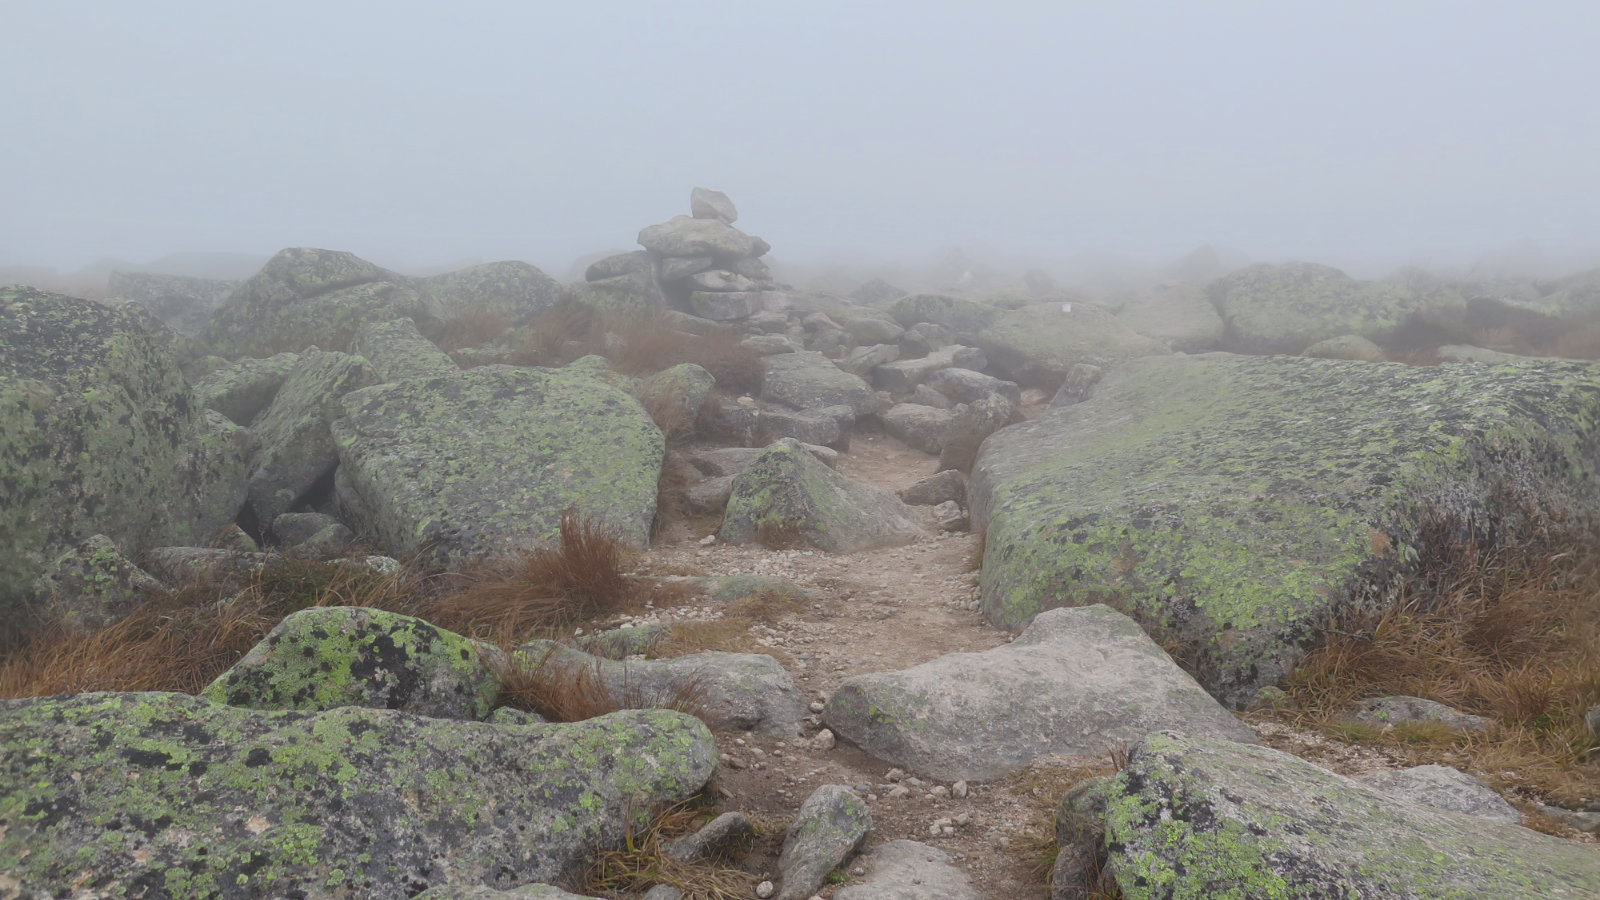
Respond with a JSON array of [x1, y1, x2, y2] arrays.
[[970, 352, 1600, 706], [0, 692, 715, 898], [200, 606, 500, 720], [1104, 731, 1600, 898]]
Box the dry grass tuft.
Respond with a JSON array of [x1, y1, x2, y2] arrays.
[[651, 587, 811, 662], [578, 801, 753, 900], [754, 519, 808, 550], [612, 326, 765, 396], [427, 306, 509, 351], [1004, 753, 1125, 889], [490, 643, 715, 727], [1269, 510, 1600, 807]]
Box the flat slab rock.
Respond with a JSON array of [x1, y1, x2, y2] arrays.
[[822, 604, 1253, 781], [1105, 730, 1600, 898], [0, 692, 715, 898]]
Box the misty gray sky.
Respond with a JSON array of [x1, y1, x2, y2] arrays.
[[5, 1, 1599, 275]]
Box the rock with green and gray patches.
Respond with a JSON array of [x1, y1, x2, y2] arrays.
[[202, 606, 500, 720], [1208, 261, 1466, 354], [719, 439, 922, 553], [977, 302, 1168, 391], [331, 364, 663, 564], [637, 363, 715, 437], [1437, 343, 1539, 365], [833, 840, 983, 900], [872, 345, 987, 393], [970, 352, 1600, 707], [0, 692, 716, 899], [108, 271, 240, 334], [517, 641, 806, 736], [416, 260, 562, 327], [565, 270, 666, 312], [880, 402, 958, 454], [638, 215, 770, 263], [1349, 695, 1488, 732], [35, 534, 168, 631], [414, 885, 599, 900], [1113, 283, 1224, 352], [351, 317, 457, 383], [1103, 730, 1600, 899], [201, 247, 428, 358], [775, 785, 872, 900], [822, 605, 1253, 781], [246, 349, 376, 524], [561, 353, 642, 395], [586, 250, 656, 282], [837, 310, 906, 346], [574, 622, 671, 659], [937, 393, 1021, 474], [191, 351, 301, 425], [1484, 267, 1600, 319], [270, 511, 350, 547], [1302, 333, 1386, 361], [1357, 765, 1521, 824], [760, 403, 855, 450], [886, 294, 996, 336], [762, 351, 877, 416], [1052, 776, 1114, 900], [0, 287, 251, 625]]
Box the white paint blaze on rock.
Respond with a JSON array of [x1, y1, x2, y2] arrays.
[[821, 604, 1254, 781]]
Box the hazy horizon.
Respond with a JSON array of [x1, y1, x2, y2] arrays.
[[6, 2, 1599, 281]]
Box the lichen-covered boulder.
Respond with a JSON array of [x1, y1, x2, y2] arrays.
[[201, 606, 501, 719], [637, 363, 715, 438], [638, 215, 770, 263], [1, 287, 250, 625], [416, 260, 562, 326], [108, 270, 239, 334], [1104, 730, 1600, 899], [201, 247, 427, 358], [762, 351, 877, 416], [977, 302, 1168, 391], [517, 641, 806, 736], [970, 352, 1600, 707], [191, 351, 301, 425], [351, 316, 457, 383], [1357, 765, 1521, 824], [886, 294, 996, 335], [775, 785, 872, 900], [719, 439, 922, 552], [1208, 261, 1465, 353], [822, 605, 1253, 781], [34, 534, 168, 631], [246, 349, 376, 524], [0, 692, 716, 898], [1301, 333, 1386, 361], [1113, 283, 1224, 352], [332, 365, 663, 564]]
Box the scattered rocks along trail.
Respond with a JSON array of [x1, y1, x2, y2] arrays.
[[641, 429, 1066, 898]]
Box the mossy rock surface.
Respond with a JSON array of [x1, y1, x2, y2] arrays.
[[1104, 730, 1600, 898], [1114, 282, 1225, 351], [719, 439, 921, 553], [969, 352, 1600, 706], [200, 247, 427, 358], [977, 302, 1168, 390], [416, 260, 562, 327], [107, 271, 239, 334], [192, 351, 301, 425], [331, 365, 663, 564], [0, 692, 715, 898], [1207, 261, 1465, 353], [0, 287, 249, 624], [201, 606, 500, 720]]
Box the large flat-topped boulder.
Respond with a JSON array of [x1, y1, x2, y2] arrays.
[[201, 247, 427, 358], [762, 351, 877, 416], [977, 302, 1168, 391], [1, 287, 249, 624], [970, 352, 1600, 706], [1207, 261, 1464, 353], [637, 215, 770, 263], [0, 692, 715, 898], [1105, 731, 1600, 898], [332, 365, 663, 564]]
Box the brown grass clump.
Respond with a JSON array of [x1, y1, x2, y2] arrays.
[[651, 587, 811, 662], [490, 643, 714, 727], [612, 326, 765, 396], [429, 508, 639, 644], [427, 305, 509, 351], [577, 801, 753, 900], [1004, 753, 1125, 892], [754, 519, 808, 550], [1267, 510, 1600, 808]]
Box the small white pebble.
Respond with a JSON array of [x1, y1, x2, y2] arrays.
[[755, 880, 775, 899], [952, 780, 968, 799], [852, 867, 865, 877]]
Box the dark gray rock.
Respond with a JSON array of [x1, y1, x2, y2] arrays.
[[927, 367, 1021, 405], [839, 343, 901, 378], [900, 470, 967, 506], [246, 349, 376, 524], [1046, 363, 1105, 408], [936, 394, 1021, 474], [881, 403, 959, 455], [665, 811, 754, 863], [1051, 776, 1113, 900], [909, 383, 953, 408], [873, 345, 986, 393], [762, 351, 877, 416], [761, 403, 855, 451]]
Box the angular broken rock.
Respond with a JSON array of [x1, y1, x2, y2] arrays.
[[690, 186, 738, 223], [718, 439, 922, 553], [775, 785, 872, 900], [822, 604, 1254, 781]]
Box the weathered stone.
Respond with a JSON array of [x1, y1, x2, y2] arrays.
[[690, 289, 777, 321], [142, 546, 267, 584], [775, 785, 872, 900], [823, 605, 1253, 781], [566, 270, 665, 312], [1349, 695, 1489, 732], [1113, 282, 1224, 352], [839, 343, 901, 378], [686, 444, 836, 477], [760, 403, 855, 450], [690, 269, 758, 293], [416, 261, 562, 327], [202, 606, 500, 719], [656, 255, 716, 283], [1104, 730, 1600, 899], [1302, 333, 1387, 361], [872, 345, 986, 393], [839, 313, 905, 346], [834, 840, 983, 900], [34, 535, 168, 631], [517, 641, 806, 736], [1437, 343, 1532, 365], [1358, 765, 1520, 823], [881, 403, 959, 454], [909, 383, 953, 408], [1051, 776, 1113, 900], [886, 294, 995, 335], [900, 322, 956, 356], [730, 256, 778, 289], [270, 513, 355, 553], [763, 351, 877, 416], [665, 811, 754, 863], [848, 278, 906, 306], [573, 622, 671, 659], [108, 270, 239, 334], [933, 500, 968, 532], [351, 317, 456, 383], [246, 349, 376, 524], [937, 394, 1020, 474], [970, 352, 1600, 707], [900, 469, 967, 506], [690, 186, 738, 223], [746, 310, 791, 334], [0, 692, 715, 898], [192, 351, 301, 425], [332, 365, 663, 565], [413, 884, 597, 900], [637, 363, 715, 439], [742, 333, 803, 355], [1046, 363, 1104, 408], [201, 247, 426, 358], [585, 250, 656, 283], [1, 288, 250, 624], [978, 302, 1166, 391], [1209, 261, 1466, 353], [720, 439, 922, 552], [638, 216, 769, 263], [927, 367, 1021, 405]]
